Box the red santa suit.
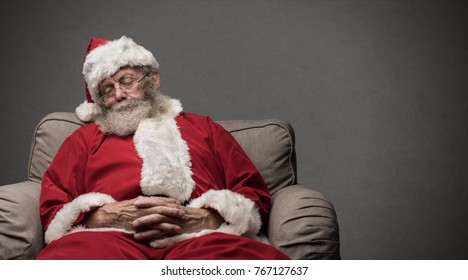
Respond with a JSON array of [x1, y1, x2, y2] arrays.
[[37, 97, 289, 259]]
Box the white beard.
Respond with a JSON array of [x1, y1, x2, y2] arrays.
[[95, 86, 176, 136], [96, 97, 154, 137]]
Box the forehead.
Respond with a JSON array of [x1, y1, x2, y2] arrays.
[[100, 66, 141, 85]]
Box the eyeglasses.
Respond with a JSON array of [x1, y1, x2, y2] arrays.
[[99, 74, 147, 105]]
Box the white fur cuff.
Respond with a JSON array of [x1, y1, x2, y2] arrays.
[[149, 189, 262, 248], [44, 192, 116, 244]]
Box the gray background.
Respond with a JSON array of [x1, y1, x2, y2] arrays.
[[1, 0, 467, 259]]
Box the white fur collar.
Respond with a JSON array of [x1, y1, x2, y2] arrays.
[[133, 97, 195, 202]]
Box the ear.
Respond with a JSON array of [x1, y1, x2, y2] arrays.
[[152, 72, 161, 89]]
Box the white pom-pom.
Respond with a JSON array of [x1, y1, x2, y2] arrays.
[[75, 101, 102, 122]]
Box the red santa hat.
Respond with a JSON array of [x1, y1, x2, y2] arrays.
[[75, 36, 159, 122]]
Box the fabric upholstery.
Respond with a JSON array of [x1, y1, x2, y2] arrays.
[[269, 184, 340, 259], [28, 113, 84, 183], [0, 181, 43, 259], [0, 112, 340, 259], [215, 119, 297, 195]]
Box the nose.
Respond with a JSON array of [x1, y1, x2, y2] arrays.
[[114, 84, 127, 101]]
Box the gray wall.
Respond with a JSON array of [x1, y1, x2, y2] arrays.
[[1, 0, 467, 259]]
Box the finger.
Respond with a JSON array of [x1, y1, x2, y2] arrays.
[[134, 229, 166, 241], [134, 229, 178, 240], [153, 222, 181, 233], [133, 196, 181, 208], [136, 205, 185, 220], [132, 212, 183, 229]]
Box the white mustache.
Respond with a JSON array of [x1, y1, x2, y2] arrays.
[[109, 98, 140, 111]]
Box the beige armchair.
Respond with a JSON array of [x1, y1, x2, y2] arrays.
[[0, 112, 340, 259]]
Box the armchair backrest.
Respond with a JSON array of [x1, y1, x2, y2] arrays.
[[28, 112, 297, 195]]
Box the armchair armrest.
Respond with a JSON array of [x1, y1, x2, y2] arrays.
[[268, 184, 340, 259], [0, 180, 44, 259]]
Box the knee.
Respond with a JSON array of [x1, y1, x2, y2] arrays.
[[167, 232, 290, 260], [36, 231, 144, 260]]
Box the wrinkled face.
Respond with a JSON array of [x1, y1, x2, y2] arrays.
[[98, 66, 161, 108], [95, 66, 161, 136]]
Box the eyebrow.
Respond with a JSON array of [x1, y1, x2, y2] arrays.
[[100, 74, 137, 87]]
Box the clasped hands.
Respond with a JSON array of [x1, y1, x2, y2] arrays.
[[83, 196, 224, 241]]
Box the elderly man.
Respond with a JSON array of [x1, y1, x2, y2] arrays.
[[36, 36, 289, 259]]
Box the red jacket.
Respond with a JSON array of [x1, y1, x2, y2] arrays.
[[40, 105, 270, 248]]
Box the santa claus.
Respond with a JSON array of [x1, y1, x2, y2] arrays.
[[36, 36, 289, 259]]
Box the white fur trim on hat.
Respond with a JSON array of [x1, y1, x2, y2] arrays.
[[75, 100, 103, 122], [83, 36, 159, 104]]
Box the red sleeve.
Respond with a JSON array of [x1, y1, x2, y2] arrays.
[[40, 129, 89, 231], [39, 125, 115, 244], [209, 118, 271, 223]]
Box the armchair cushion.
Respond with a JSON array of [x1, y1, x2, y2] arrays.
[[28, 113, 84, 184], [216, 119, 297, 195], [269, 184, 340, 259], [0, 181, 43, 259]]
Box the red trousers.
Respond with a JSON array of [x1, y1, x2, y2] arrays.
[[36, 232, 290, 260]]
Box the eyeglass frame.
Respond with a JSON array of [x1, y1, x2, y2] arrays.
[[98, 72, 148, 105]]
